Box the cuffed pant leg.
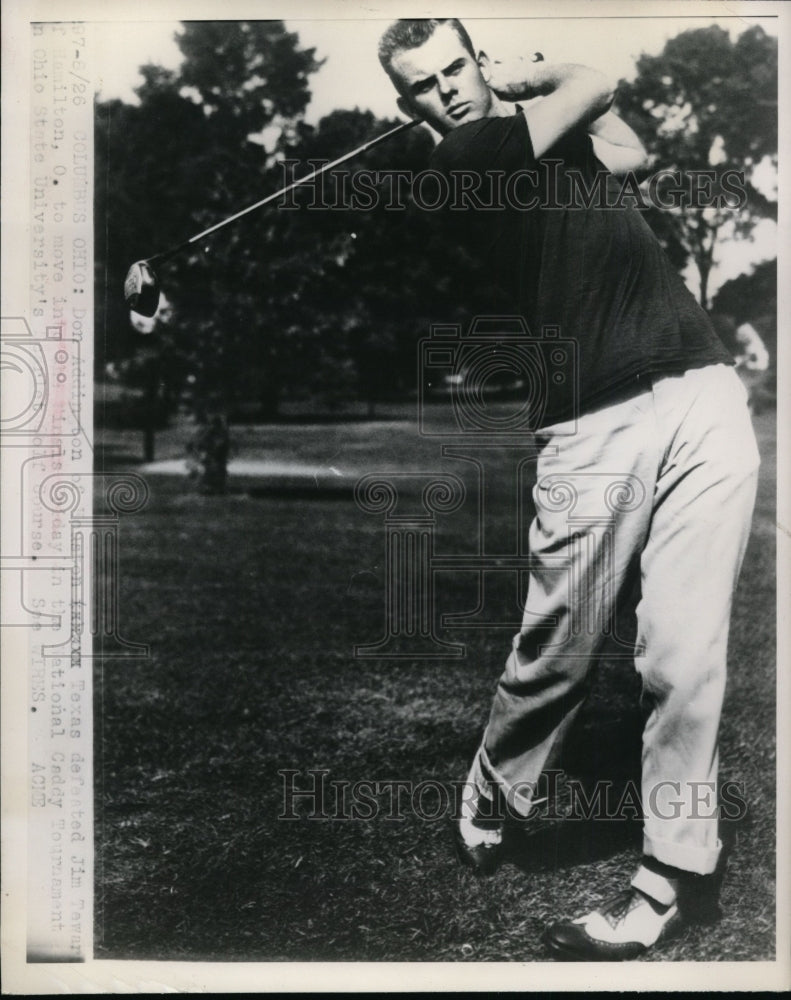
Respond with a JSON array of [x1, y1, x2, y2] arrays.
[[636, 366, 760, 874]]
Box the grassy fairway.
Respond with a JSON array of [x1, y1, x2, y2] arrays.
[[94, 408, 776, 962]]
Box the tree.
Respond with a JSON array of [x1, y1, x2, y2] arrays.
[[711, 258, 776, 326], [617, 25, 777, 309], [96, 22, 323, 488], [710, 257, 777, 363]]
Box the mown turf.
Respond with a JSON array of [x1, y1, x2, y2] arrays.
[[93, 409, 776, 962]]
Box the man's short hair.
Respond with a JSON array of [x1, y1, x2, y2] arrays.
[[378, 19, 476, 91]]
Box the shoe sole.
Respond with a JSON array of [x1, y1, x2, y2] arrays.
[[541, 915, 686, 962], [540, 929, 645, 962]]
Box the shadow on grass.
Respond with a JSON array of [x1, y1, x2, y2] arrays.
[[508, 814, 643, 873], [246, 484, 354, 501], [95, 445, 147, 467], [238, 411, 413, 425]]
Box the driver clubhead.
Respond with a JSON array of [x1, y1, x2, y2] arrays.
[[124, 260, 161, 317]]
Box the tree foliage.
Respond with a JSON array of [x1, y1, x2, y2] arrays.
[[96, 22, 321, 408], [711, 254, 775, 315], [711, 257, 776, 355], [617, 25, 777, 308]]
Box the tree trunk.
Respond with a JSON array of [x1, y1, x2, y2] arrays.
[[696, 223, 720, 312], [699, 261, 710, 312], [142, 355, 159, 462], [143, 424, 155, 463], [187, 411, 230, 495]]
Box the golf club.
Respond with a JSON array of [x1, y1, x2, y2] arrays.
[[124, 118, 423, 317]]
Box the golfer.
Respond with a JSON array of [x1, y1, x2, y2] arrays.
[[378, 19, 759, 960]]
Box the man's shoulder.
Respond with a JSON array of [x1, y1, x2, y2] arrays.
[[430, 112, 527, 171]]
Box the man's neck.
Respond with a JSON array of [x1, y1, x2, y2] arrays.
[[487, 92, 519, 119]]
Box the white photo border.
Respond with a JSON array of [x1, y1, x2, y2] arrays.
[[2, 0, 789, 992]]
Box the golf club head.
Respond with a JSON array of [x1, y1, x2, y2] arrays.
[[124, 260, 161, 317]]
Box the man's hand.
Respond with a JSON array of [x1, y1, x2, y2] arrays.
[[489, 51, 646, 172], [488, 51, 546, 100]]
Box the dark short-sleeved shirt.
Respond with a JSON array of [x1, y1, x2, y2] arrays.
[[429, 111, 733, 424]]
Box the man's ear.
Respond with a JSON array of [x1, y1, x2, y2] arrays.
[[397, 95, 419, 120], [477, 50, 492, 84]]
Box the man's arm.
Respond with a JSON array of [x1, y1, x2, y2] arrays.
[[488, 58, 614, 158], [588, 111, 648, 174]]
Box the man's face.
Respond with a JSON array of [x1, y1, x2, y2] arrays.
[[390, 24, 494, 135]]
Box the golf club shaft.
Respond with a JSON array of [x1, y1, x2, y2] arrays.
[[150, 118, 423, 266]]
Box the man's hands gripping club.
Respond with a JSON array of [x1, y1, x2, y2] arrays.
[[489, 51, 646, 172], [489, 53, 616, 160]]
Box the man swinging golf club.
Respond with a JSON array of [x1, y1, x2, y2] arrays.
[[378, 18, 759, 961]]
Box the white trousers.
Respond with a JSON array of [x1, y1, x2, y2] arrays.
[[470, 364, 760, 875]]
